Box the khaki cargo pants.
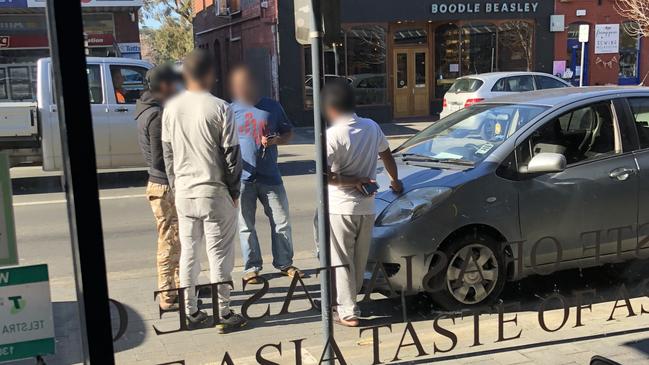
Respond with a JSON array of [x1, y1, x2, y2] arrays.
[[146, 182, 181, 306]]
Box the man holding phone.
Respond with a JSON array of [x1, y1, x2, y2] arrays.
[[321, 79, 403, 327], [229, 64, 302, 283]]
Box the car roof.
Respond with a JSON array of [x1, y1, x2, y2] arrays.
[[481, 86, 649, 107], [40, 56, 152, 67], [458, 71, 558, 80]]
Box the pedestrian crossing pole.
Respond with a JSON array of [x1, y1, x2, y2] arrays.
[[308, 0, 335, 362]]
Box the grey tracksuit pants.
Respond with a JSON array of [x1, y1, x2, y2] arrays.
[[327, 214, 374, 320], [176, 194, 237, 316]]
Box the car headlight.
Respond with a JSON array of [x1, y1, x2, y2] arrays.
[[376, 187, 452, 226]]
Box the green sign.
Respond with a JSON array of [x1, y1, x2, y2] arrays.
[[0, 264, 55, 363], [0, 153, 17, 267]]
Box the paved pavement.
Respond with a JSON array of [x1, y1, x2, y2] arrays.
[[8, 121, 649, 364]]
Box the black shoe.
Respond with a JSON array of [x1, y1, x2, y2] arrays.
[[186, 310, 208, 326], [217, 311, 247, 333]]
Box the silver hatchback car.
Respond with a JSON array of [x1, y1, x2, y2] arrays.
[[370, 87, 649, 309]]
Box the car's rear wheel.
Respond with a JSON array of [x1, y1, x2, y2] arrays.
[[430, 232, 506, 310]]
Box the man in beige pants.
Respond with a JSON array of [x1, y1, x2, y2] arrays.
[[135, 64, 181, 310], [321, 79, 403, 327]]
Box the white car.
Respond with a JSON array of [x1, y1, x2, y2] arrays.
[[440, 72, 571, 119]]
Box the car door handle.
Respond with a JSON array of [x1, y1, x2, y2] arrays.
[[609, 167, 636, 181], [114, 108, 129, 113]]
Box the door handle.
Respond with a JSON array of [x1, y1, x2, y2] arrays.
[[114, 108, 129, 113], [609, 167, 636, 181]]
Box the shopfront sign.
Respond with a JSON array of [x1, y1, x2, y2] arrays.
[[0, 264, 55, 363], [431, 1, 539, 15], [0, 0, 27, 8], [595, 24, 620, 54], [26, 0, 142, 7]]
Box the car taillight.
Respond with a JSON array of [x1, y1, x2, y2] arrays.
[[442, 98, 447, 108], [464, 98, 484, 107]]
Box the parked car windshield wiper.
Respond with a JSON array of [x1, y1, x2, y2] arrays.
[[396, 153, 475, 166]]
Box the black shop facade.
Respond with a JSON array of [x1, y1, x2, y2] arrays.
[[277, 0, 555, 125]]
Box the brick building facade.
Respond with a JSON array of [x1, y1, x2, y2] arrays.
[[192, 0, 280, 100], [553, 0, 648, 86]]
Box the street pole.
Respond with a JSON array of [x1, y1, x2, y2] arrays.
[[309, 0, 334, 362], [579, 42, 585, 87]]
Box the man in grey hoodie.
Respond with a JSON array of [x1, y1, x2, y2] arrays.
[[135, 64, 181, 310]]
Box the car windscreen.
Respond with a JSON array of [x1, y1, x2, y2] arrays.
[[447, 78, 484, 93], [395, 104, 549, 163]]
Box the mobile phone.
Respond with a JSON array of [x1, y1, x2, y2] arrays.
[[361, 182, 379, 196], [265, 133, 279, 140]]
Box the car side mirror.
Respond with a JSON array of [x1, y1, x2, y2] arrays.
[[524, 152, 566, 174]]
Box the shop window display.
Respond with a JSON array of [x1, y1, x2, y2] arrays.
[[304, 24, 387, 108], [619, 21, 641, 84], [435, 21, 534, 98]]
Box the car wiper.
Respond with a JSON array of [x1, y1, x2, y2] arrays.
[[397, 153, 475, 166]]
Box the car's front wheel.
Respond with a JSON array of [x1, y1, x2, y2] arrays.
[[429, 232, 506, 310]]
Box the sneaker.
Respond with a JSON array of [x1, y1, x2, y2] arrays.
[[186, 310, 208, 326], [217, 310, 248, 333]]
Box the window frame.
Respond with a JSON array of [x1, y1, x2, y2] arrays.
[[107, 64, 148, 105], [534, 75, 570, 90], [491, 75, 536, 92]]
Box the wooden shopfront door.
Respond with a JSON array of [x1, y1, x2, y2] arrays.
[[393, 47, 429, 118]]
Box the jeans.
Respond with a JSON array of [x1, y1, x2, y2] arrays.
[[239, 181, 294, 273], [176, 194, 237, 316]]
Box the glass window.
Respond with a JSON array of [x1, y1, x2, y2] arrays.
[[415, 52, 426, 87], [87, 65, 103, 104], [82, 13, 115, 35], [396, 104, 548, 163], [518, 102, 617, 166], [8, 66, 32, 101], [448, 78, 483, 93], [109, 65, 147, 104], [497, 21, 533, 71], [461, 23, 496, 75], [51, 65, 103, 104], [619, 22, 640, 81], [628, 97, 649, 149], [346, 24, 387, 105], [535, 75, 568, 89], [396, 53, 408, 89], [491, 75, 535, 92], [0, 68, 6, 100], [393, 28, 427, 46], [435, 23, 461, 97]]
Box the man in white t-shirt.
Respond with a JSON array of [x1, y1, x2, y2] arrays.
[[321, 79, 403, 327], [161, 49, 246, 332]]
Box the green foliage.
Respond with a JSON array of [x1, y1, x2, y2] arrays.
[[142, 18, 193, 64], [139, 0, 194, 64]]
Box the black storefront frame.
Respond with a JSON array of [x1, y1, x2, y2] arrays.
[[278, 0, 554, 125], [45, 0, 116, 363]]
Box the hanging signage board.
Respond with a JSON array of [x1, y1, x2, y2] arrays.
[[595, 24, 620, 54], [578, 24, 590, 43], [0, 153, 16, 267], [0, 264, 55, 363]]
